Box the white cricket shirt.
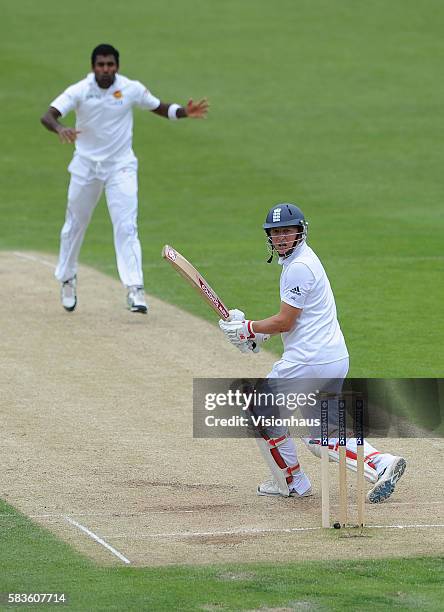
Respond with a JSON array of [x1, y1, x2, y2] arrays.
[[50, 73, 161, 162], [278, 242, 349, 364]]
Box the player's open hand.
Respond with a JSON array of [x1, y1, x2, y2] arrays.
[[186, 98, 209, 119], [57, 127, 81, 144]]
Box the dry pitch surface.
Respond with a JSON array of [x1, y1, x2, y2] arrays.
[[1, 251, 443, 566]]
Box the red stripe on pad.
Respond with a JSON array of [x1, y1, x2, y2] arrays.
[[330, 444, 377, 471]]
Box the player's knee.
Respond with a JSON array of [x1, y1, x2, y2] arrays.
[[114, 219, 138, 239], [62, 209, 87, 236]]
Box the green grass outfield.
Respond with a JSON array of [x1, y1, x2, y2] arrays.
[[1, 501, 443, 611], [1, 1, 443, 609], [2, 0, 443, 377]]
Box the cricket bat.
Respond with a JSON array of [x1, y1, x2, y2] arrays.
[[161, 245, 230, 320]]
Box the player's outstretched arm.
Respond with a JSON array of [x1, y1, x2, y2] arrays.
[[152, 98, 209, 120], [40, 107, 80, 143]]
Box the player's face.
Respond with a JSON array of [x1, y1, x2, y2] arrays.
[[270, 226, 300, 255], [92, 55, 118, 89]]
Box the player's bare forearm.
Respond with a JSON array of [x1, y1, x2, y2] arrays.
[[253, 303, 302, 334], [152, 98, 209, 119], [252, 315, 291, 334], [152, 102, 186, 119], [40, 107, 63, 133], [40, 107, 80, 143]]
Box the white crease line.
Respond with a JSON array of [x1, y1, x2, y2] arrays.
[[64, 515, 131, 565], [104, 523, 444, 539], [370, 524, 444, 530], [107, 526, 322, 538], [366, 500, 444, 507], [24, 510, 196, 518], [13, 251, 55, 269]]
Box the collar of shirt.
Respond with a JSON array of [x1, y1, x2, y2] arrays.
[[278, 242, 308, 266], [86, 72, 121, 94]]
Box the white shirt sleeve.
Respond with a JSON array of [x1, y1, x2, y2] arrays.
[[281, 262, 315, 309], [133, 81, 161, 110], [50, 84, 80, 117]]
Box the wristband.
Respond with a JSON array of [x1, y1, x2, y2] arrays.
[[168, 103, 181, 120], [246, 320, 256, 339]]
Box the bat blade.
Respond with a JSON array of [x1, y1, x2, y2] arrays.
[[162, 245, 230, 320]]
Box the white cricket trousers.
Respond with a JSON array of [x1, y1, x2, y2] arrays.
[[55, 154, 144, 287], [262, 357, 391, 478], [257, 358, 350, 490], [267, 358, 349, 381]]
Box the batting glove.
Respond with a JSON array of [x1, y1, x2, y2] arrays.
[[248, 332, 270, 353], [219, 319, 256, 353], [227, 308, 246, 322]]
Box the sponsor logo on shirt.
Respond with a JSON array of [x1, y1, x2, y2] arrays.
[[86, 93, 101, 100], [290, 286, 301, 296]]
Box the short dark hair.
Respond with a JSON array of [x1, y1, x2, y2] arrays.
[[91, 44, 119, 66]]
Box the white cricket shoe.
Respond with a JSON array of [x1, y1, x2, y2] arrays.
[[127, 286, 148, 314], [61, 277, 77, 312], [257, 478, 313, 498], [367, 456, 406, 503]]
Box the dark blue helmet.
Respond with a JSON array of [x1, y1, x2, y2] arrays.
[[263, 203, 306, 230], [263, 203, 308, 262]]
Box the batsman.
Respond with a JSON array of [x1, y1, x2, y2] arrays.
[[219, 203, 406, 503]]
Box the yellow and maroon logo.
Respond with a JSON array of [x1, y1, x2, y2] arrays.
[[113, 90, 123, 99]]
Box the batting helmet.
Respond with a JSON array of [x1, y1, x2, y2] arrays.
[[263, 203, 308, 262]]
